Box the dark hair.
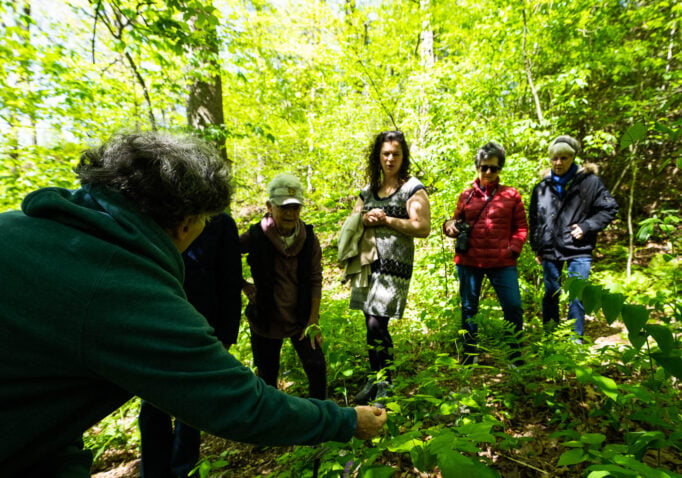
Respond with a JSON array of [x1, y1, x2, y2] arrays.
[[75, 132, 232, 230], [475, 141, 506, 169], [367, 130, 411, 193]]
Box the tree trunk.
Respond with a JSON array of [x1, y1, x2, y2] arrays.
[[186, 9, 228, 167], [417, 0, 434, 153], [20, 1, 37, 145], [522, 8, 544, 123], [626, 156, 637, 278]]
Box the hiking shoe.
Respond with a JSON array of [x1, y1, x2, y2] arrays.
[[355, 379, 377, 403], [373, 381, 391, 409]]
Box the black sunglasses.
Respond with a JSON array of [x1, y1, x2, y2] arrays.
[[479, 165, 501, 173]]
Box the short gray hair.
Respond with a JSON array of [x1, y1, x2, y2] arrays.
[[75, 131, 232, 229], [475, 141, 506, 168]]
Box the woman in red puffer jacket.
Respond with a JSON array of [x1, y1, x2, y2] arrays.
[[443, 141, 528, 364]]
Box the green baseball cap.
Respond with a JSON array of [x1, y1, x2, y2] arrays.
[[268, 173, 304, 206]]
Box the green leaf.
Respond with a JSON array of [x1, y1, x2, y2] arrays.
[[558, 448, 587, 466], [437, 451, 499, 478], [625, 431, 667, 459], [456, 421, 497, 443], [621, 304, 649, 334], [651, 354, 682, 380], [629, 331, 647, 351], [593, 375, 619, 402], [645, 324, 674, 356], [384, 431, 423, 453], [580, 433, 607, 447], [435, 355, 459, 368], [586, 464, 638, 476], [620, 123, 647, 150], [565, 276, 588, 301], [612, 454, 675, 477], [211, 459, 229, 468], [362, 465, 396, 478], [601, 292, 624, 324], [653, 121, 674, 136], [582, 285, 602, 315], [410, 444, 436, 472]]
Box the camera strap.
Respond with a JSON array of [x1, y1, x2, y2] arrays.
[[460, 186, 497, 228]]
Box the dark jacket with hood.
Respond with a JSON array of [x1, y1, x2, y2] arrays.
[[529, 163, 618, 260], [0, 185, 355, 477]]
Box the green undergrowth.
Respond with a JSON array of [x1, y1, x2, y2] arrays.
[[86, 214, 682, 477]]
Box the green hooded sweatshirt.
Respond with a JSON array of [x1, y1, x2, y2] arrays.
[[0, 185, 355, 476]]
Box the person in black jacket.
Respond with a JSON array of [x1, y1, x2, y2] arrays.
[[241, 173, 326, 400], [139, 212, 243, 478], [529, 135, 618, 341]]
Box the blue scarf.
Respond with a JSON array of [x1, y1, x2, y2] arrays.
[[551, 163, 578, 199]]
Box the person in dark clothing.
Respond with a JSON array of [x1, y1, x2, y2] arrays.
[[529, 135, 619, 340], [139, 212, 242, 478], [0, 132, 386, 477], [241, 173, 326, 400]]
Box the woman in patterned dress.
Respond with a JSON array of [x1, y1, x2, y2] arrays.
[[349, 130, 431, 405]]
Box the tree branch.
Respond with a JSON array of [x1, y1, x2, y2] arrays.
[[124, 51, 156, 130], [91, 0, 102, 64]]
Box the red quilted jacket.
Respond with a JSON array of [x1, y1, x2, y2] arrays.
[[446, 179, 528, 268]]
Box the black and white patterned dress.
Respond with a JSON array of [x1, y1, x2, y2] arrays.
[[350, 177, 426, 318]]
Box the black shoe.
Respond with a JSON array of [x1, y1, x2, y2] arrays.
[[373, 381, 391, 409], [355, 379, 377, 403]]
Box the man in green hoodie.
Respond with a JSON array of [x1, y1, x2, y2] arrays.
[[0, 131, 386, 477]]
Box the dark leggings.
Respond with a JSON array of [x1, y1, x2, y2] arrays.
[[250, 330, 327, 399], [365, 313, 393, 380], [139, 401, 200, 478]]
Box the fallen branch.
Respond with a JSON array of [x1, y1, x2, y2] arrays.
[[498, 453, 550, 475]]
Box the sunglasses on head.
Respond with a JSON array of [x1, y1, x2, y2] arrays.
[[479, 165, 501, 173]]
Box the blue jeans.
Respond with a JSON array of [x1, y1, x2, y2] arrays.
[[541, 257, 592, 336], [139, 401, 200, 478], [457, 265, 524, 356]]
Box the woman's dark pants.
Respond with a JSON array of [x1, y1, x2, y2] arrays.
[[250, 330, 327, 399]]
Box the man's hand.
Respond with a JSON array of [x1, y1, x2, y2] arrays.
[[535, 255, 543, 265], [299, 323, 323, 350], [354, 406, 387, 440], [570, 224, 584, 240], [443, 220, 460, 238]]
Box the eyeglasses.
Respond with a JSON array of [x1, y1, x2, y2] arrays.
[[479, 165, 501, 173]]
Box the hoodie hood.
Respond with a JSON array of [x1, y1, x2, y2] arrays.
[[21, 184, 184, 281]]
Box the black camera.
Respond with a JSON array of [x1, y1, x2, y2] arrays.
[[455, 221, 472, 253]]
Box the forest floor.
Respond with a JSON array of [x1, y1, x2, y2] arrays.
[[91, 317, 643, 478]]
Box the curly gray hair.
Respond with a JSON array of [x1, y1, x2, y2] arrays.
[[75, 131, 232, 229]]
